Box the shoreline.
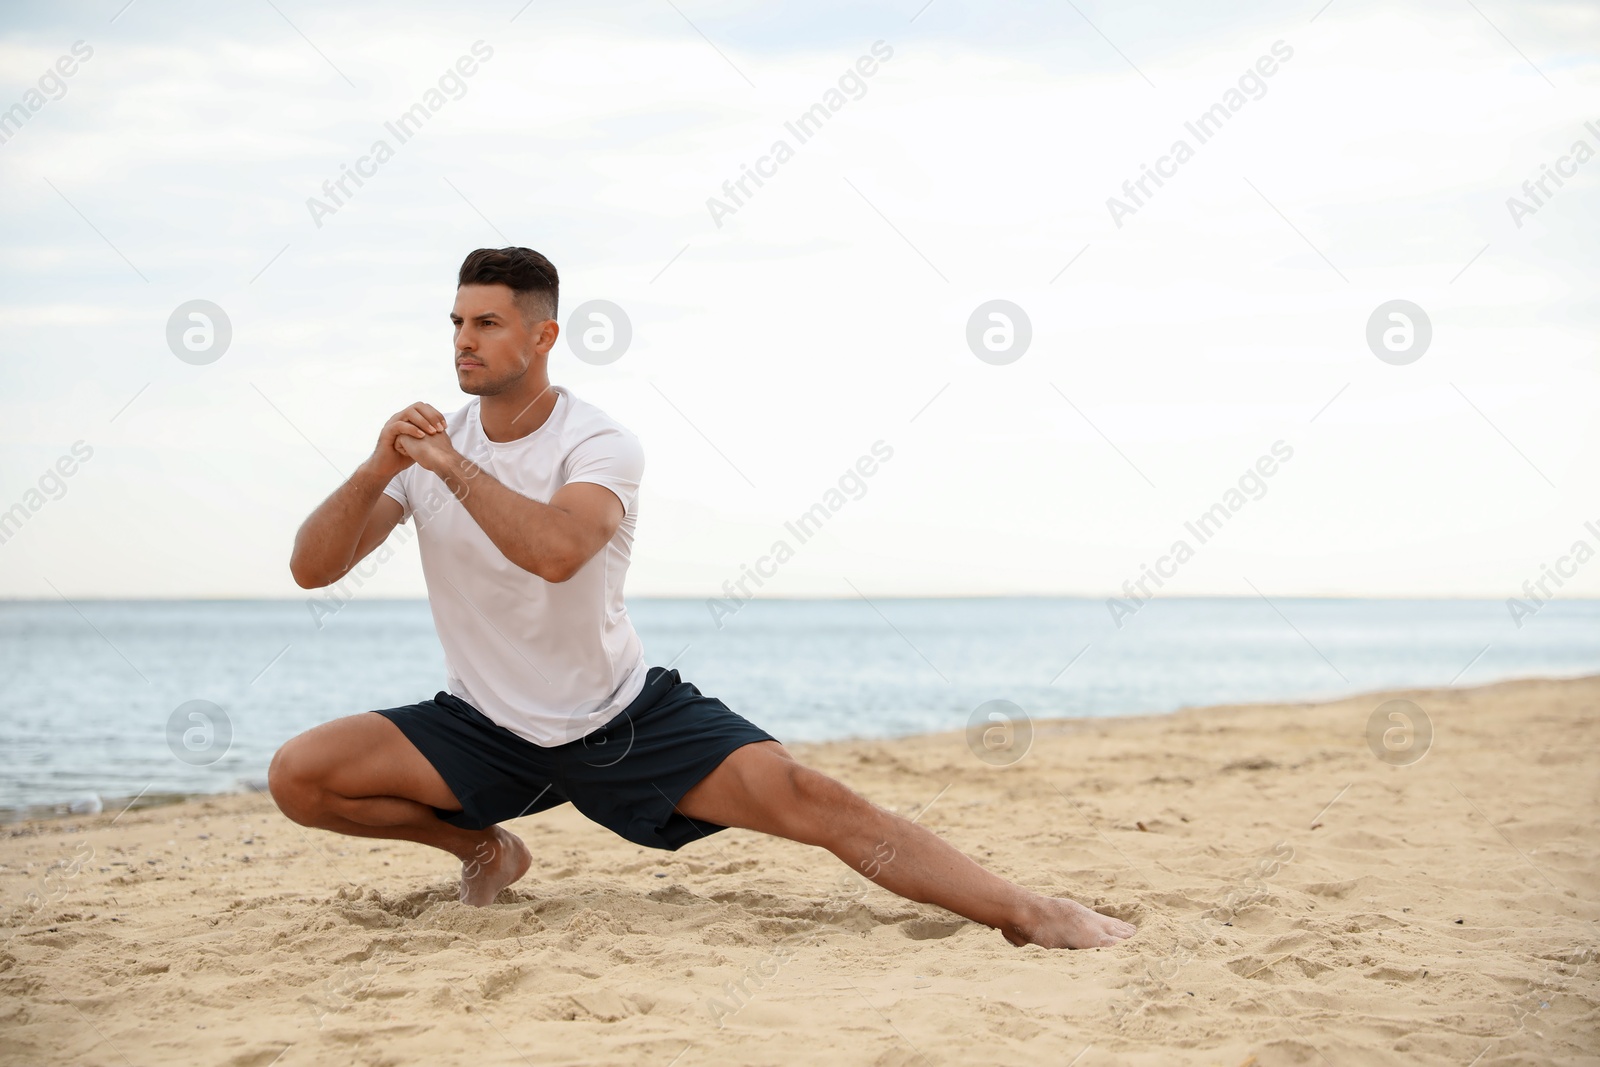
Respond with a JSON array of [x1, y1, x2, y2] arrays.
[[0, 787, 264, 830], [6, 671, 1595, 828]]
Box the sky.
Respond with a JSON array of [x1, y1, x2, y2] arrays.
[[0, 0, 1596, 602]]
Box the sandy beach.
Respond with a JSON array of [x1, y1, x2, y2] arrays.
[[2, 675, 1596, 1066]]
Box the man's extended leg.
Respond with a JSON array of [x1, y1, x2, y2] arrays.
[[676, 741, 1136, 949], [267, 713, 531, 905]]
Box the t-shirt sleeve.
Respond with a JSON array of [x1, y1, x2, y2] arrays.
[[563, 427, 645, 514], [382, 468, 413, 524]]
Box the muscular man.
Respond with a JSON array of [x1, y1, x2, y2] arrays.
[[267, 246, 1136, 950]]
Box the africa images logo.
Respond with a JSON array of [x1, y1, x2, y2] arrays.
[[305, 41, 495, 228]]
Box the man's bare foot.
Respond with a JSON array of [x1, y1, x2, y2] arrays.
[[458, 826, 531, 906], [1001, 895, 1137, 949]]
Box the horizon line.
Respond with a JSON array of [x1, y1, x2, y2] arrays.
[[2, 593, 1594, 604]]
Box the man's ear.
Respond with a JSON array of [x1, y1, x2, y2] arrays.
[[536, 318, 559, 355]]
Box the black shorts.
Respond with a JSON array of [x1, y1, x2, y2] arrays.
[[371, 666, 777, 851]]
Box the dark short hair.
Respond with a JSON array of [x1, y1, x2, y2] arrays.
[[457, 247, 559, 323]]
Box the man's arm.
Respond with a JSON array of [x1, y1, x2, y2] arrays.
[[289, 402, 447, 589], [289, 470, 405, 589], [396, 432, 624, 583]]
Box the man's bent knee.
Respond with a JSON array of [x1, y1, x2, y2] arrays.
[[266, 713, 461, 825], [266, 734, 326, 827]]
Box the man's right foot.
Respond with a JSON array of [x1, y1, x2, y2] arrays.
[[458, 826, 531, 906], [1001, 895, 1137, 949]]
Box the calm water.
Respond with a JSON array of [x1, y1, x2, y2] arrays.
[[1, 597, 1596, 814]]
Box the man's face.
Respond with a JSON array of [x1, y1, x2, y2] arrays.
[[450, 284, 552, 395]]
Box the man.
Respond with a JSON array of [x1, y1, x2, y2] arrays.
[[268, 247, 1136, 950]]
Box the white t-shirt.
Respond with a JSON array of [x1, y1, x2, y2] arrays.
[[382, 386, 648, 747]]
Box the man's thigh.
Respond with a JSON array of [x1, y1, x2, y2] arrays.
[[676, 740, 853, 846], [273, 711, 462, 811]]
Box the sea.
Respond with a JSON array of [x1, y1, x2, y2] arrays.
[[2, 596, 1596, 817]]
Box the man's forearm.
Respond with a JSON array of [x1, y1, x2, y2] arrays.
[[433, 453, 584, 582], [290, 461, 393, 588]]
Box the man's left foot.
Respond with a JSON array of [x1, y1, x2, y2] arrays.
[[1002, 896, 1137, 949], [458, 826, 531, 906]]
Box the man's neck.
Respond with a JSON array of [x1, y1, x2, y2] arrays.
[[479, 375, 558, 443]]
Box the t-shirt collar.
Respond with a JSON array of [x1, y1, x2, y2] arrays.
[[472, 386, 565, 451]]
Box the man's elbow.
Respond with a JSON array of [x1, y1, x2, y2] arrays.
[[289, 556, 333, 589], [530, 559, 580, 583], [527, 549, 588, 584], [290, 566, 323, 590]]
